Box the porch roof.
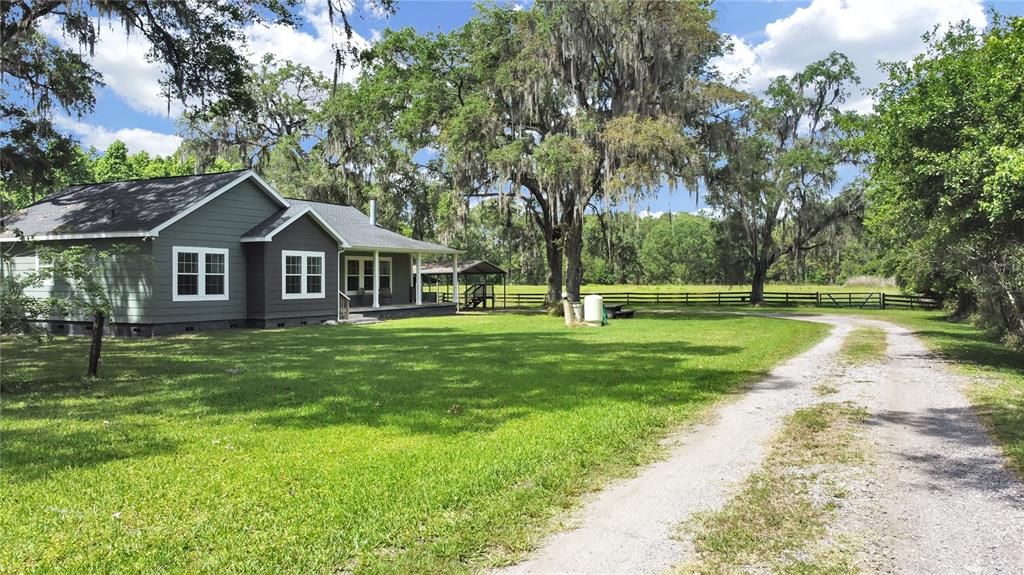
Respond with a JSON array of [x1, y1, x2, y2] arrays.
[[288, 199, 461, 255]]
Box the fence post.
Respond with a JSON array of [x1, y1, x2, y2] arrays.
[[656, 292, 660, 304], [717, 292, 722, 305], [816, 292, 821, 307], [626, 292, 631, 305]]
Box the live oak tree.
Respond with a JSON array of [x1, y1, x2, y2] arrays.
[[179, 55, 330, 197], [533, 0, 722, 302], [704, 52, 863, 304], [866, 18, 1024, 342], [331, 1, 723, 305], [1, 0, 388, 206]]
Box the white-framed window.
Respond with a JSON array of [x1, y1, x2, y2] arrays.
[[0, 251, 51, 285], [282, 250, 325, 299], [173, 246, 229, 302], [344, 255, 392, 294]]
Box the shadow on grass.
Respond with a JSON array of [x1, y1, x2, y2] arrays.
[[0, 315, 777, 482], [912, 328, 1023, 374]]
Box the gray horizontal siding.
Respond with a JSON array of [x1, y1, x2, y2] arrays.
[[2, 239, 154, 323], [150, 180, 280, 323], [245, 243, 267, 319], [261, 215, 339, 320]]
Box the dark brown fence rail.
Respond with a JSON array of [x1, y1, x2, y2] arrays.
[[439, 290, 941, 311]]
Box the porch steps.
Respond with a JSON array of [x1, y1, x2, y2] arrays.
[[337, 313, 381, 325]]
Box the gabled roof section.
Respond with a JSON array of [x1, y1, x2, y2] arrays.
[[0, 170, 288, 242], [288, 199, 461, 255], [241, 205, 350, 248]]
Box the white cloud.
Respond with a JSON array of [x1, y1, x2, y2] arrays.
[[691, 207, 722, 220], [39, 18, 183, 117], [40, 0, 369, 119], [244, 0, 369, 83], [361, 0, 392, 20], [714, 0, 988, 112], [638, 209, 666, 219], [54, 116, 183, 157]]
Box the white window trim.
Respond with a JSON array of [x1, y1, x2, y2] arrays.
[[344, 255, 392, 295], [282, 250, 326, 300], [172, 246, 229, 302]]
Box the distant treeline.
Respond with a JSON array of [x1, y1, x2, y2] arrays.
[[453, 201, 882, 288]]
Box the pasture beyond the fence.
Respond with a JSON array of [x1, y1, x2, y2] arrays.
[[440, 288, 940, 311]]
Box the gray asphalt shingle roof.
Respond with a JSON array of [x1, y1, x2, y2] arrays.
[[241, 206, 306, 239], [0, 170, 249, 239], [0, 170, 457, 254], [288, 199, 458, 254]]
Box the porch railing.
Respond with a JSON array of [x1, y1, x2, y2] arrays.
[[339, 291, 351, 320]]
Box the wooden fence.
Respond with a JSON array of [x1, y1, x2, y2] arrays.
[[440, 290, 941, 311]]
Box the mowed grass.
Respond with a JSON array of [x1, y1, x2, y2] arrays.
[[0, 313, 827, 574], [838, 327, 888, 365]]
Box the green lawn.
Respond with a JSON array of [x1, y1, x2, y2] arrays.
[[0, 313, 827, 574]]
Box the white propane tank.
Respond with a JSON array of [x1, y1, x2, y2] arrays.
[[583, 294, 604, 324]]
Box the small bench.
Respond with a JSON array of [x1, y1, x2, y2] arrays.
[[604, 304, 636, 319]]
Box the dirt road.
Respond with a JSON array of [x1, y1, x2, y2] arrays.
[[495, 315, 1024, 575]]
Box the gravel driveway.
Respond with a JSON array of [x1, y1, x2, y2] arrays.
[[494, 314, 1024, 575]]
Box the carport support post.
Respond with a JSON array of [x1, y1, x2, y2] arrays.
[[452, 253, 460, 310], [415, 253, 423, 305], [372, 250, 380, 308]]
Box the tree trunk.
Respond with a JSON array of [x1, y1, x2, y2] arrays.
[[88, 311, 105, 377], [561, 192, 585, 302], [750, 261, 768, 306], [543, 227, 563, 308], [564, 221, 584, 302]]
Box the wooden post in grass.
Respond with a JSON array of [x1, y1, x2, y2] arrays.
[[88, 311, 105, 377]]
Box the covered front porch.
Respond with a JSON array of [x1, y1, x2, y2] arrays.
[[338, 249, 465, 320]]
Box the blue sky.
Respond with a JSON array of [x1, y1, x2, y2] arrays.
[[51, 0, 1024, 214]]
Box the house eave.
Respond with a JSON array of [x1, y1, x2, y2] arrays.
[[0, 231, 155, 243], [346, 245, 464, 255]]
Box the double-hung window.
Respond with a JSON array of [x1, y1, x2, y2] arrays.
[[1, 251, 53, 286], [173, 247, 229, 301], [282, 250, 325, 299], [344, 255, 392, 294]]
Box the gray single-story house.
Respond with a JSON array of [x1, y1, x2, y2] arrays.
[[0, 170, 466, 336]]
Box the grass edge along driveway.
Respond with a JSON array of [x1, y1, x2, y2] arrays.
[[1, 313, 827, 575]]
